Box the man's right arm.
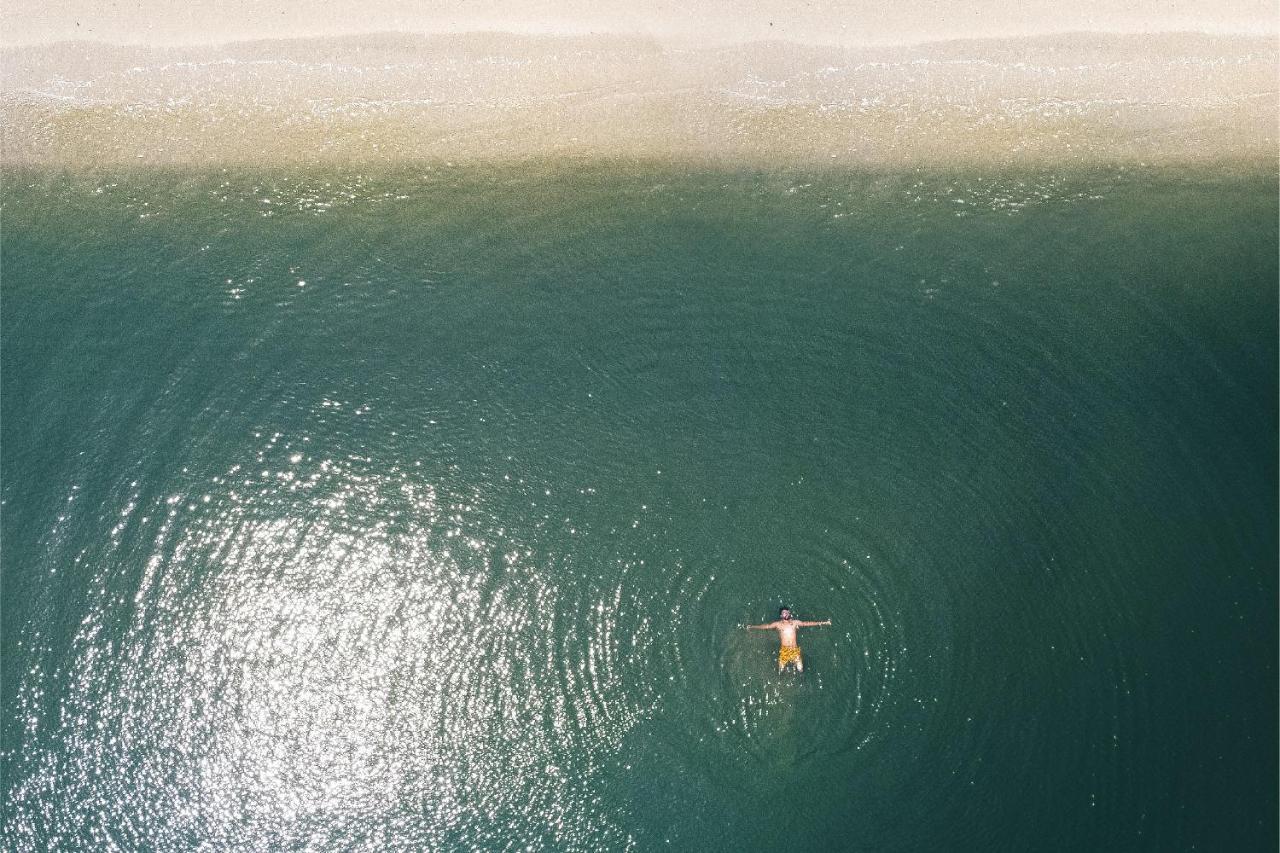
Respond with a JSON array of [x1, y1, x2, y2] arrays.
[[746, 622, 777, 630]]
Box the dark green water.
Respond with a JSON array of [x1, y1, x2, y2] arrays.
[[3, 162, 1276, 851]]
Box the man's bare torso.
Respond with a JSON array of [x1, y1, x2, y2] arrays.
[[771, 619, 801, 647]]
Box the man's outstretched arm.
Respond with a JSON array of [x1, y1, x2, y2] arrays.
[[798, 620, 832, 627], [746, 622, 779, 630]]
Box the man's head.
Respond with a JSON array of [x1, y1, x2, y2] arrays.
[[779, 607, 792, 620]]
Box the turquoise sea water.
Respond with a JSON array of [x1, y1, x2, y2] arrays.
[[2, 162, 1276, 850]]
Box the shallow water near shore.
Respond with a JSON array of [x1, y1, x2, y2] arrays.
[[2, 160, 1276, 850]]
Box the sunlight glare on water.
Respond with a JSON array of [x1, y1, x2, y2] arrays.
[[19, 437, 664, 849]]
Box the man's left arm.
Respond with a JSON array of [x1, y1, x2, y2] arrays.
[[799, 620, 832, 627]]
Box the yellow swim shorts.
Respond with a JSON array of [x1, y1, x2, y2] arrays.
[[778, 645, 802, 667]]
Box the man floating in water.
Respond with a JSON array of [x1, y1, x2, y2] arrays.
[[747, 607, 832, 673]]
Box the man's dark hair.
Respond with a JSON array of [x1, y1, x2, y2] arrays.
[[779, 606, 791, 618]]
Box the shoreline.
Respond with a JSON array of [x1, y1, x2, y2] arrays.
[[5, 154, 1277, 184]]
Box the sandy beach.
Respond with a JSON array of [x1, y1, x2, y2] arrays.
[[2, 32, 1275, 166]]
